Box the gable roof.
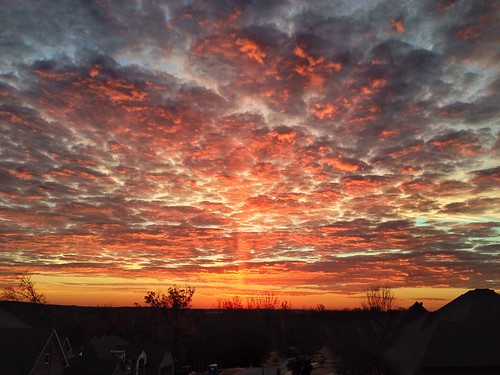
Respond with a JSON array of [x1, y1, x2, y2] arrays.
[[432, 288, 500, 323], [0, 328, 67, 375], [146, 344, 174, 370], [392, 301, 427, 331]]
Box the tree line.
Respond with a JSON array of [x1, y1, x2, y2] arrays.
[[1, 273, 395, 313], [215, 291, 292, 310]]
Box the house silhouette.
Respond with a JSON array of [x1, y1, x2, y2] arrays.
[[385, 289, 500, 375], [0, 308, 69, 375]]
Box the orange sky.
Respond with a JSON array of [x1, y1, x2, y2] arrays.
[[36, 273, 471, 311], [0, 0, 498, 310]]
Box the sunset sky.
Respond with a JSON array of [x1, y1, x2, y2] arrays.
[[0, 0, 498, 310]]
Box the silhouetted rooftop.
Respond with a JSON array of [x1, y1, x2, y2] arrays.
[[385, 288, 500, 375], [433, 288, 500, 323], [422, 320, 500, 368], [0, 328, 58, 375], [393, 301, 427, 331], [0, 307, 31, 328]]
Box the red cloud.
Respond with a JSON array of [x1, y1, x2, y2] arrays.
[[390, 18, 405, 33]]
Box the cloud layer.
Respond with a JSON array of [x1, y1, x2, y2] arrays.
[[0, 0, 498, 305]]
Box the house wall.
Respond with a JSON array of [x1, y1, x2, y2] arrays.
[[134, 352, 147, 375], [159, 351, 174, 375], [30, 334, 67, 375]]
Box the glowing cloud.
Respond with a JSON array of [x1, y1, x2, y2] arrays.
[[0, 0, 498, 309]]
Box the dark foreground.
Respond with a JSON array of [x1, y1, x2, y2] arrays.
[[1, 288, 499, 375]]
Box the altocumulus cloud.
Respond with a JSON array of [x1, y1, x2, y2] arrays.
[[0, 0, 498, 299]]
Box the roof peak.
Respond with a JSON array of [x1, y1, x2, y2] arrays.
[[465, 288, 497, 295], [434, 288, 499, 322]]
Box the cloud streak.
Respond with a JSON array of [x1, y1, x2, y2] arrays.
[[0, 0, 498, 307]]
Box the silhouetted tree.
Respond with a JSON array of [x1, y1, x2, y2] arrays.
[[1, 273, 47, 304], [216, 295, 244, 309], [144, 285, 195, 367], [356, 285, 398, 374], [217, 292, 291, 310], [280, 300, 292, 310], [314, 304, 325, 312], [362, 285, 395, 312], [145, 285, 195, 316], [247, 291, 279, 309]]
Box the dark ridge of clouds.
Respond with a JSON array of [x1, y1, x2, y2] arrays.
[[0, 1, 178, 68], [474, 244, 500, 255], [464, 94, 500, 124], [439, 0, 500, 63], [470, 166, 500, 187], [439, 197, 499, 215], [450, 221, 499, 236]]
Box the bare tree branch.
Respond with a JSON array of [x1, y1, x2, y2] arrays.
[[1, 273, 47, 304], [361, 285, 395, 312]]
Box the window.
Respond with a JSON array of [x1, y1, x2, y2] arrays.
[[44, 352, 51, 365]]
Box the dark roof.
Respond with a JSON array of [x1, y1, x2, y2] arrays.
[[422, 320, 500, 368], [0, 328, 59, 375], [0, 307, 31, 328], [126, 344, 146, 360], [434, 288, 500, 323], [87, 335, 130, 358], [385, 289, 500, 375], [69, 336, 131, 375], [393, 301, 427, 331], [69, 354, 127, 375], [146, 344, 174, 370]]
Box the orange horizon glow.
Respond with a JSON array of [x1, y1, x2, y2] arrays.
[[18, 273, 487, 313], [40, 283, 473, 313]]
